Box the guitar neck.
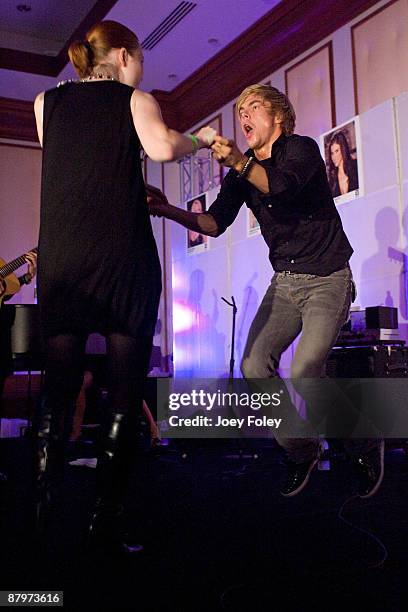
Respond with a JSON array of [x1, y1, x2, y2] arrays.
[[0, 247, 38, 278]]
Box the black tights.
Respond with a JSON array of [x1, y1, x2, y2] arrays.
[[40, 331, 152, 446]]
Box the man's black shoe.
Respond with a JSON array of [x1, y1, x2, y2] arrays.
[[355, 440, 384, 499], [280, 443, 323, 497]]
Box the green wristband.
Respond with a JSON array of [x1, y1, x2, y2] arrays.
[[188, 134, 199, 155]]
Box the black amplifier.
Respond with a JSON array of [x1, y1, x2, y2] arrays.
[[327, 344, 408, 378]]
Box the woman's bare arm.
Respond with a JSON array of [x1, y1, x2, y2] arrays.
[[131, 90, 215, 162], [34, 92, 44, 146]]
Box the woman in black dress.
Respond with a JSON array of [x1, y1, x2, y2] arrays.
[[33, 20, 215, 554]]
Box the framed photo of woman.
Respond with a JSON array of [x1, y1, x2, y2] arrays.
[[320, 117, 364, 205], [186, 193, 209, 254]]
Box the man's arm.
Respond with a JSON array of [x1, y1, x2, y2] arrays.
[[261, 137, 323, 199], [211, 136, 269, 193], [146, 171, 245, 238], [146, 185, 219, 237]]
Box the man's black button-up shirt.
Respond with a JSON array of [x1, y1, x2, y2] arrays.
[[207, 133, 353, 276]]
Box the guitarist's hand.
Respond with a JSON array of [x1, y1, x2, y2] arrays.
[[24, 251, 37, 283], [0, 276, 5, 298]]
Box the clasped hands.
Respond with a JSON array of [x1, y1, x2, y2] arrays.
[[211, 135, 244, 169], [147, 132, 244, 217], [194, 126, 244, 169]]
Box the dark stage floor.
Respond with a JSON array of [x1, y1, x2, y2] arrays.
[[0, 437, 407, 611]]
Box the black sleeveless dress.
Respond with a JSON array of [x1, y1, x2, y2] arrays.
[[37, 81, 161, 339]]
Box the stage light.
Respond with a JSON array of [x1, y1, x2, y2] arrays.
[[173, 302, 195, 333]]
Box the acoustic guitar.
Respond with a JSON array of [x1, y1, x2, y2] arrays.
[[0, 247, 38, 305]]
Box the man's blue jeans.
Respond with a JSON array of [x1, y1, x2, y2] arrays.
[[241, 265, 379, 462]]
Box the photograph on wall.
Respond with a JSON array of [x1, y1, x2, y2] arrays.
[[186, 193, 209, 254], [247, 208, 260, 236], [320, 117, 364, 205]]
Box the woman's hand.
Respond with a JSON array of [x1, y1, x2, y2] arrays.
[[195, 126, 217, 148]]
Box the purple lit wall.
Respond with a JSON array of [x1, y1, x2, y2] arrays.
[[2, 0, 408, 376], [166, 95, 408, 378], [151, 0, 408, 378]]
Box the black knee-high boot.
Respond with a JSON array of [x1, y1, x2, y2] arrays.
[[33, 395, 75, 530], [87, 411, 143, 555]]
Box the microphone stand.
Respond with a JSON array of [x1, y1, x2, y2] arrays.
[[221, 296, 237, 381], [221, 296, 256, 460]]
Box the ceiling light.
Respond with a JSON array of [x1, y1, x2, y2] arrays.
[[168, 74, 178, 80], [208, 38, 220, 46], [16, 4, 31, 11]]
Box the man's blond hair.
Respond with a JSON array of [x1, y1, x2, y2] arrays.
[[236, 84, 296, 136]]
